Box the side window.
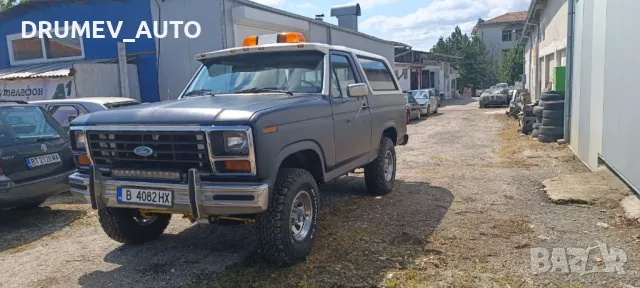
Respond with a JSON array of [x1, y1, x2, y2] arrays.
[[356, 57, 398, 91], [48, 105, 81, 129], [330, 54, 357, 98]]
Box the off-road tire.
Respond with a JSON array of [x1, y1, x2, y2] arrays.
[[15, 200, 46, 210], [98, 208, 171, 244], [256, 168, 319, 266], [542, 118, 563, 126], [542, 100, 565, 110], [540, 91, 565, 101], [533, 106, 544, 116], [364, 137, 396, 196], [538, 134, 561, 143], [543, 110, 563, 119], [479, 103, 484, 108], [539, 126, 564, 136]]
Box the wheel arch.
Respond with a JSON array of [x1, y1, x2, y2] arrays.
[[272, 140, 327, 185]]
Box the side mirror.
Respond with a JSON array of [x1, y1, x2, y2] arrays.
[[347, 83, 368, 98]]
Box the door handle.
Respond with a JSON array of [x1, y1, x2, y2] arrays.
[[361, 103, 370, 110]]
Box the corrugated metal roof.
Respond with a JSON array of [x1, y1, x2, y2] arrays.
[[0, 58, 117, 80]]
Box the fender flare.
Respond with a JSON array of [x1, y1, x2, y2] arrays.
[[377, 121, 398, 143], [267, 140, 327, 185]]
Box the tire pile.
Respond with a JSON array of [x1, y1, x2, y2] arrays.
[[532, 91, 565, 143]]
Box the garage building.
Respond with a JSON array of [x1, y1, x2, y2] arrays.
[[151, 1, 396, 101]]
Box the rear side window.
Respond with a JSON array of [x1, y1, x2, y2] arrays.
[[356, 56, 398, 91]]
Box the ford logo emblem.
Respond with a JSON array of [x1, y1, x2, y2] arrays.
[[134, 146, 153, 157]]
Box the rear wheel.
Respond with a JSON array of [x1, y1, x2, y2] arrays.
[[256, 168, 319, 266], [99, 208, 171, 244], [364, 137, 396, 196]]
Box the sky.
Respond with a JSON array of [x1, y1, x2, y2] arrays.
[[250, 0, 530, 51]]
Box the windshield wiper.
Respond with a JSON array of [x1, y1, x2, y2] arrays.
[[233, 88, 293, 96], [184, 89, 214, 96], [36, 136, 62, 142]]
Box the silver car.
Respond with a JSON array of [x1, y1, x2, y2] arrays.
[[408, 89, 439, 117]]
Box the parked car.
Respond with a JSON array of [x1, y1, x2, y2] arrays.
[[408, 89, 439, 116], [29, 97, 140, 131], [68, 32, 408, 265], [479, 84, 511, 108], [404, 92, 421, 121], [0, 100, 75, 209]]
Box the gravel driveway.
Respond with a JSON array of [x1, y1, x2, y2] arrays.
[[1, 98, 639, 287]]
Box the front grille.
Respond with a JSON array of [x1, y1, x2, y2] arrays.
[[87, 131, 211, 173]]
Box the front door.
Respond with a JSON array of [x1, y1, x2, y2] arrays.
[[329, 52, 372, 166]]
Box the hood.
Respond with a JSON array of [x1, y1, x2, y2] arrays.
[[71, 94, 321, 125], [415, 98, 429, 105]]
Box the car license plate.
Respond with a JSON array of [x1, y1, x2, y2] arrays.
[[117, 187, 173, 207], [26, 153, 61, 168]]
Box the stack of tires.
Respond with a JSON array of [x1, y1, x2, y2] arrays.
[[531, 91, 565, 143]]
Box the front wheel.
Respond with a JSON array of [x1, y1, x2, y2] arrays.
[[98, 208, 171, 244], [364, 137, 396, 196], [256, 168, 319, 266]]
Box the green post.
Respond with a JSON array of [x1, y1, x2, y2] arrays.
[[553, 66, 566, 92]]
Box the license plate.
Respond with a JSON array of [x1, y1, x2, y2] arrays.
[[117, 187, 173, 207], [26, 153, 61, 168]]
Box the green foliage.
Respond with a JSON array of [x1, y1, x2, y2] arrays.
[[431, 26, 495, 90], [497, 46, 524, 84], [0, 0, 28, 11]]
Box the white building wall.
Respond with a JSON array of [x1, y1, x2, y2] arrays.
[[477, 25, 520, 63], [394, 64, 410, 91], [522, 0, 567, 100], [599, 0, 640, 191]]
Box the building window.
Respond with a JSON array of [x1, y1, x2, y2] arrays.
[[502, 30, 512, 42], [6, 29, 84, 66], [515, 30, 522, 40]]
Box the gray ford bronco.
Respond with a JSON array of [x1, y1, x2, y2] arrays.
[[69, 34, 408, 265]]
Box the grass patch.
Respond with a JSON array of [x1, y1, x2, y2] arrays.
[[430, 156, 449, 162]]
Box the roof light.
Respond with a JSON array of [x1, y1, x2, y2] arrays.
[[277, 32, 305, 43], [242, 32, 306, 47], [242, 36, 258, 47]]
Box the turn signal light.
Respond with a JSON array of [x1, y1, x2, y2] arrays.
[[223, 160, 252, 172], [75, 155, 91, 166]]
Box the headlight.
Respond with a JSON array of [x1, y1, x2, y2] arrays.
[[224, 131, 249, 154], [75, 131, 86, 149]]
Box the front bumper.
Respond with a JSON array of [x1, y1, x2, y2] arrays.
[[69, 167, 269, 217], [480, 96, 509, 106], [0, 169, 74, 208]]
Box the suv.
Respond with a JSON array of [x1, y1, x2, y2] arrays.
[[0, 101, 75, 209], [68, 32, 408, 265]]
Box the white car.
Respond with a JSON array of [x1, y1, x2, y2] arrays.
[[407, 89, 439, 116]]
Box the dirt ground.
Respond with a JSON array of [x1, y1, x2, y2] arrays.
[[1, 98, 639, 288]]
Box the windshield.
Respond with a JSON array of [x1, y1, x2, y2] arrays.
[[0, 106, 64, 148], [183, 51, 325, 96], [411, 90, 429, 99]]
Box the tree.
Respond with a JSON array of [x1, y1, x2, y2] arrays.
[[431, 26, 494, 91], [0, 0, 28, 11], [497, 46, 524, 84]]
